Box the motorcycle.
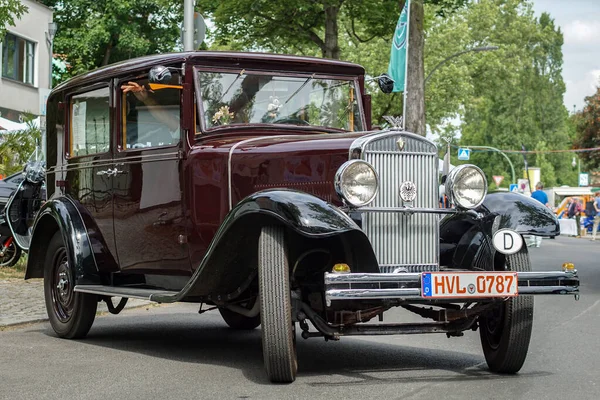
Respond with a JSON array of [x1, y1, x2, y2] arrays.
[[0, 149, 46, 267]]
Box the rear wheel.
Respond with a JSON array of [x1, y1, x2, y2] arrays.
[[258, 226, 297, 383], [44, 232, 98, 339], [479, 248, 534, 373], [218, 297, 261, 330], [0, 238, 21, 267]]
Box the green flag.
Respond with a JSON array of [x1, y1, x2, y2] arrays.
[[387, 1, 410, 93]]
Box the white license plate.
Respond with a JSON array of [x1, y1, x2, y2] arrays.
[[421, 272, 518, 298]]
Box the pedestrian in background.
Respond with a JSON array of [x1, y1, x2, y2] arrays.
[[592, 192, 600, 240], [575, 199, 584, 237], [531, 182, 549, 247]]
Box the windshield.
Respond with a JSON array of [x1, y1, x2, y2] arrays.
[[197, 70, 363, 131]]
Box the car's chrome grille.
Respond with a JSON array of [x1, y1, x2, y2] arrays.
[[359, 132, 439, 273]]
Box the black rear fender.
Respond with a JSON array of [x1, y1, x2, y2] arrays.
[[26, 197, 108, 284]]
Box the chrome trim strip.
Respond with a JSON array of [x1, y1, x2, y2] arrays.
[[49, 153, 180, 173], [357, 207, 457, 214], [349, 129, 437, 159], [326, 272, 421, 283], [363, 150, 436, 156]]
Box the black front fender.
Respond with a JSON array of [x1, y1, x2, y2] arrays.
[[26, 197, 101, 284], [481, 191, 559, 236], [440, 192, 559, 270], [228, 189, 360, 237]]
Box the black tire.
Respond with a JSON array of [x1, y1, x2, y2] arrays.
[[258, 226, 297, 383], [479, 247, 534, 373], [43, 231, 97, 339], [0, 239, 21, 267], [218, 299, 261, 330]]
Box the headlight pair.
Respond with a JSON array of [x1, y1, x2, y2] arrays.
[[334, 160, 487, 210]]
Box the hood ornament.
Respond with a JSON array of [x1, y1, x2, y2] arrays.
[[396, 137, 405, 151], [383, 115, 403, 130]]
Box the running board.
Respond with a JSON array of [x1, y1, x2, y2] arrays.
[[74, 285, 178, 302]]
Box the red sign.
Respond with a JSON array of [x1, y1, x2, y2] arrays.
[[493, 175, 504, 186]]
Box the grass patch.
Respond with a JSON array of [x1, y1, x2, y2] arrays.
[[0, 256, 27, 280]]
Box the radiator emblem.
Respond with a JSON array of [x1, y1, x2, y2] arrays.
[[400, 181, 417, 202], [396, 137, 406, 151]]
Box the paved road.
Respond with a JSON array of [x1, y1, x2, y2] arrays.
[[0, 279, 150, 326], [0, 236, 598, 400]]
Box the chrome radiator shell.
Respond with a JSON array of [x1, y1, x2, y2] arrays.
[[350, 131, 440, 273]]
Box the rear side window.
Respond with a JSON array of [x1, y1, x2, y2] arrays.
[[69, 87, 110, 157]]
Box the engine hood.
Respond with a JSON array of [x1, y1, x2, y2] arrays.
[[217, 132, 367, 208]]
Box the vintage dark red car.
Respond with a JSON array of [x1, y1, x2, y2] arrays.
[[27, 52, 579, 383]]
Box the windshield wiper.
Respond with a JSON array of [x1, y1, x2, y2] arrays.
[[217, 69, 245, 104], [283, 73, 315, 106]]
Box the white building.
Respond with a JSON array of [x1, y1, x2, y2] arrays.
[[0, 0, 53, 125]]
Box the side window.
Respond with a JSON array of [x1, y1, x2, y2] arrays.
[[121, 77, 181, 149], [70, 87, 110, 157]]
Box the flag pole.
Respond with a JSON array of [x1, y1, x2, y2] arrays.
[[402, 0, 411, 130]]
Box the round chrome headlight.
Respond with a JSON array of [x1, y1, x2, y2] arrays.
[[445, 165, 487, 209], [334, 160, 379, 207]]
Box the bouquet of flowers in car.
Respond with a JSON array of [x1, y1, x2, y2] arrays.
[[212, 105, 235, 125]]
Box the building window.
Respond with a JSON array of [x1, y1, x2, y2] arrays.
[[2, 33, 35, 85]]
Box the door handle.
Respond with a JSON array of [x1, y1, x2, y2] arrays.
[[96, 168, 126, 177]]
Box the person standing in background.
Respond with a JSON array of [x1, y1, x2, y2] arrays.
[[575, 198, 584, 238], [592, 192, 600, 240], [531, 182, 550, 247]]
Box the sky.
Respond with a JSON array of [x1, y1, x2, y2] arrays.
[[531, 0, 600, 112]]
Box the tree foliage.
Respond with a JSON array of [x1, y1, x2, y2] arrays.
[[452, 0, 575, 187], [0, 0, 27, 38], [39, 0, 183, 79], [0, 118, 42, 177], [197, 0, 399, 59], [574, 86, 600, 170]]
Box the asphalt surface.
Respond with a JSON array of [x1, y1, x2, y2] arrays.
[[0, 236, 598, 400]]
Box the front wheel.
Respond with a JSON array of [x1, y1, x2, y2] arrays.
[[44, 232, 98, 339], [479, 248, 534, 373], [258, 226, 297, 383]]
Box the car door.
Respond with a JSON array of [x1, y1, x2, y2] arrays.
[[112, 73, 191, 274], [64, 85, 119, 271]]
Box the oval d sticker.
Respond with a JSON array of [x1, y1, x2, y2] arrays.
[[492, 229, 523, 255]]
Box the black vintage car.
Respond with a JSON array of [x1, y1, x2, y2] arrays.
[[26, 51, 579, 383]]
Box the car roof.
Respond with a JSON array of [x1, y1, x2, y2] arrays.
[[52, 51, 366, 93]]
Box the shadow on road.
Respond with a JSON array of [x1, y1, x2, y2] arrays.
[[39, 310, 552, 385]]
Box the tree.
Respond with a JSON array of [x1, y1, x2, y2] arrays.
[[574, 85, 600, 170], [39, 0, 183, 80], [458, 0, 574, 187], [197, 0, 399, 59], [0, 0, 27, 38]]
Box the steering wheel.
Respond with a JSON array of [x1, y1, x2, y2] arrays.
[[273, 117, 310, 126]]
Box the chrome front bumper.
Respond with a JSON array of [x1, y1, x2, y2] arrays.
[[324, 271, 580, 306]]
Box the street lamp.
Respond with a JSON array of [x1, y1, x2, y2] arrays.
[[424, 46, 499, 86], [45, 22, 57, 89]]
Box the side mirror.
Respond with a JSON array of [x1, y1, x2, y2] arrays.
[[377, 73, 395, 94], [149, 65, 172, 84]]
